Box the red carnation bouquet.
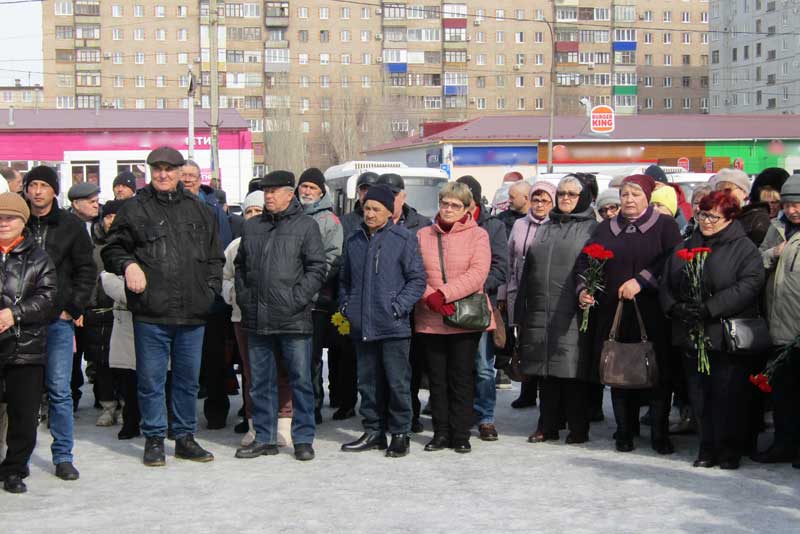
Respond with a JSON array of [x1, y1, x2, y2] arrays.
[[579, 243, 614, 333], [750, 335, 800, 393], [676, 247, 712, 374]]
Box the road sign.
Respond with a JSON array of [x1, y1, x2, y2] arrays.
[[677, 157, 690, 171], [590, 105, 615, 134], [733, 157, 744, 170], [439, 163, 451, 178]]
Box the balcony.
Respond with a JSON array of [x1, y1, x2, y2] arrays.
[[265, 15, 290, 27]]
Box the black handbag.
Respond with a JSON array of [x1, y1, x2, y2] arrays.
[[722, 317, 772, 355], [436, 233, 492, 331], [599, 299, 659, 389]]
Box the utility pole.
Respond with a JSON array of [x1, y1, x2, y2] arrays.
[[188, 66, 196, 160], [546, 3, 557, 173], [209, 0, 220, 185]]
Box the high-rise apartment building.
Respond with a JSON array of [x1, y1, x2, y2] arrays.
[[42, 1, 709, 172], [709, 0, 800, 114]]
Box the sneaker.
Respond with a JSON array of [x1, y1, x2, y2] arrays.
[[143, 437, 166, 467], [174, 435, 214, 462], [495, 370, 513, 390]]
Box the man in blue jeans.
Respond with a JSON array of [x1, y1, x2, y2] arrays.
[[25, 166, 96, 481], [339, 185, 426, 457], [234, 170, 326, 461], [102, 147, 224, 467]]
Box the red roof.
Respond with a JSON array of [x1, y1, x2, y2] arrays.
[[0, 109, 249, 131], [367, 114, 800, 153]]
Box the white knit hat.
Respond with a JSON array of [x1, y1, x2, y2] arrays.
[[242, 191, 264, 212]]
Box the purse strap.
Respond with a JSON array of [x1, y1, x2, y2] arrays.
[[607, 298, 649, 342], [436, 233, 448, 284]]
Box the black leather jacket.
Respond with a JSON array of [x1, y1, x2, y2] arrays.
[[0, 232, 58, 367]]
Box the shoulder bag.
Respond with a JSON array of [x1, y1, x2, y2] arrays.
[[436, 233, 492, 331], [722, 317, 772, 355], [599, 298, 659, 389]]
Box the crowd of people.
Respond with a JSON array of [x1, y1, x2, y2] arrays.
[[0, 150, 798, 494]]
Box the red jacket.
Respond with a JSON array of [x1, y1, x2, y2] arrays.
[[415, 215, 495, 335]]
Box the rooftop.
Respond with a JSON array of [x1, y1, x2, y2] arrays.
[[366, 114, 800, 153], [0, 108, 249, 131]]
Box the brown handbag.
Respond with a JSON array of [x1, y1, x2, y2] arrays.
[[492, 304, 507, 349], [598, 299, 659, 389]]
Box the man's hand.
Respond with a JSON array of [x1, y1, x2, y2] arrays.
[[618, 278, 642, 301], [125, 263, 147, 294], [773, 242, 786, 258], [578, 290, 595, 310], [0, 308, 15, 333]]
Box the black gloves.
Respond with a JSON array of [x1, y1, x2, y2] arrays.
[[671, 302, 709, 324]]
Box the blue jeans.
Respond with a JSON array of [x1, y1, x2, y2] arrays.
[[46, 319, 75, 465], [356, 338, 412, 434], [133, 322, 205, 439], [248, 334, 315, 445], [473, 332, 496, 425]]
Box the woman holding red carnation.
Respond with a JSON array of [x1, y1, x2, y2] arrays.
[[660, 191, 765, 469], [577, 175, 682, 455], [516, 175, 597, 444]]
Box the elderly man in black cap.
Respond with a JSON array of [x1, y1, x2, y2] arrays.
[[296, 168, 345, 422], [375, 172, 431, 432], [234, 170, 326, 461], [102, 146, 224, 467], [25, 166, 96, 481], [112, 171, 137, 200]]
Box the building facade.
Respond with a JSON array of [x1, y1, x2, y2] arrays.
[[709, 0, 800, 114], [0, 81, 45, 110], [42, 1, 710, 172]]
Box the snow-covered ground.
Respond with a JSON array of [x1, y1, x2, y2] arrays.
[[2, 381, 799, 534]]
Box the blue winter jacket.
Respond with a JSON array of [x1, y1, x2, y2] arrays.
[[339, 220, 426, 342]]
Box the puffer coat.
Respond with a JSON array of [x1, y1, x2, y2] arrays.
[[516, 207, 596, 379], [0, 233, 57, 367]]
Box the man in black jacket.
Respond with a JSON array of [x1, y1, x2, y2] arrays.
[[340, 171, 379, 239], [25, 166, 97, 481], [233, 170, 326, 462], [102, 147, 224, 468], [457, 175, 509, 442]]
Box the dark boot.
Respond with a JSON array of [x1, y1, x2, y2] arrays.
[[143, 437, 166, 467], [386, 434, 410, 458], [3, 474, 27, 494], [175, 435, 214, 462], [55, 462, 80, 481], [341, 432, 387, 452], [424, 434, 451, 451], [235, 441, 279, 459], [332, 407, 356, 421], [294, 443, 315, 461]]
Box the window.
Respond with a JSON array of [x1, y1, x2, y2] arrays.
[[701, 12, 708, 23], [361, 76, 371, 88], [57, 74, 73, 87], [75, 1, 99, 16], [515, 9, 524, 20], [644, 98, 653, 110], [442, 4, 467, 18], [683, 97, 692, 110], [682, 11, 690, 23], [361, 30, 371, 42], [664, 54, 673, 66], [496, 32, 504, 44], [642, 10, 652, 22], [111, 28, 123, 41], [664, 77, 673, 88], [476, 76, 485, 88], [535, 98, 544, 110], [56, 25, 74, 39], [515, 32, 524, 44], [178, 29, 188, 41], [155, 29, 166, 41], [76, 24, 100, 39], [76, 72, 101, 87], [134, 5, 144, 17], [178, 5, 187, 17], [614, 29, 636, 42], [615, 5, 635, 22], [517, 98, 525, 110], [476, 98, 486, 110], [135, 52, 145, 64], [682, 55, 691, 66], [644, 76, 653, 87], [320, 75, 330, 88], [644, 32, 653, 44], [57, 96, 75, 109], [515, 76, 525, 88], [178, 53, 188, 64], [663, 10, 672, 22], [341, 30, 351, 42], [320, 53, 330, 65], [135, 75, 145, 88], [445, 28, 466, 42], [614, 95, 637, 108], [663, 33, 672, 45], [134, 29, 144, 41], [320, 30, 330, 43], [362, 53, 372, 65], [495, 54, 505, 66], [156, 52, 167, 65], [361, 6, 370, 19], [155, 5, 166, 17], [112, 52, 123, 64], [496, 97, 506, 110], [77, 48, 100, 63], [319, 7, 329, 19], [135, 99, 145, 109], [298, 7, 308, 18], [300, 75, 309, 87], [265, 48, 290, 63], [534, 32, 544, 43], [595, 8, 610, 21], [682, 76, 691, 88], [243, 3, 261, 17], [155, 76, 166, 88]]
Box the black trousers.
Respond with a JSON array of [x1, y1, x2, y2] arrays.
[[311, 310, 329, 413], [410, 333, 426, 420], [540, 376, 590, 438], [611, 384, 671, 443], [201, 313, 231, 426], [0, 365, 43, 478], [329, 334, 358, 411], [421, 332, 481, 441], [771, 348, 800, 452], [113, 368, 141, 430], [685, 351, 750, 462]]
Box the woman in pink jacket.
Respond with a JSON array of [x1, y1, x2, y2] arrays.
[[416, 182, 493, 453]]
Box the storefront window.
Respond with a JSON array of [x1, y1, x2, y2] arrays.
[[72, 161, 100, 185], [117, 161, 147, 189]]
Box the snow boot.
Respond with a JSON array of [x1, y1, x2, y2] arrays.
[[96, 401, 117, 427]]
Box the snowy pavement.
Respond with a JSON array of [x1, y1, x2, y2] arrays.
[[2, 383, 799, 534]]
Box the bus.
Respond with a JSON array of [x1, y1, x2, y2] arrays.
[[324, 161, 449, 218]]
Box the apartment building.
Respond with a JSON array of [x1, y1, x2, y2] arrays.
[[0, 81, 45, 110], [42, 1, 709, 172], [709, 0, 800, 114]]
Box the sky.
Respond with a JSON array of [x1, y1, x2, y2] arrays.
[[0, 2, 42, 86]]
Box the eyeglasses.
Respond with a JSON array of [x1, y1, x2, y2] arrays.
[[697, 211, 722, 223], [556, 191, 580, 199], [598, 205, 620, 215], [530, 198, 552, 205], [439, 200, 465, 211]]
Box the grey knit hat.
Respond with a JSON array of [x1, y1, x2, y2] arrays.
[[780, 174, 800, 203], [710, 168, 751, 194], [242, 191, 264, 212], [596, 188, 621, 210]]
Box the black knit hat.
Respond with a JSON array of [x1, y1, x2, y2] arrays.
[[456, 175, 482, 204], [298, 167, 326, 192], [363, 184, 395, 214], [113, 171, 137, 194], [102, 199, 126, 218], [644, 165, 668, 184], [261, 170, 295, 188], [750, 167, 790, 204], [24, 165, 60, 195]]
